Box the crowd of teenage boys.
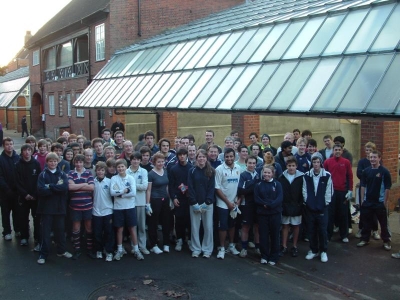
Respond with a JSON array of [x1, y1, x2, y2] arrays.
[[0, 126, 398, 266]]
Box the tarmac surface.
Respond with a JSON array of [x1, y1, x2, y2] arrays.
[[1, 128, 400, 300]]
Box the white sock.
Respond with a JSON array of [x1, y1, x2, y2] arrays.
[[117, 244, 123, 251], [132, 244, 139, 251]]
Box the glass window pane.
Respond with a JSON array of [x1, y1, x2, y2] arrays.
[[204, 67, 246, 109], [129, 74, 163, 107], [266, 21, 306, 61], [174, 39, 206, 70], [191, 68, 230, 108], [178, 69, 216, 108], [338, 54, 393, 112], [366, 54, 400, 113], [139, 46, 169, 74], [159, 72, 192, 107], [148, 73, 181, 107], [185, 36, 218, 69], [291, 58, 341, 111], [323, 9, 368, 56], [270, 60, 318, 110], [156, 43, 185, 72], [97, 79, 124, 106], [251, 61, 298, 109], [138, 74, 171, 108], [147, 45, 176, 73], [168, 70, 204, 108], [234, 26, 272, 64], [283, 16, 325, 59], [346, 4, 394, 54], [206, 33, 241, 67], [235, 63, 279, 109], [249, 23, 289, 63], [123, 76, 153, 107], [125, 50, 149, 75], [133, 48, 161, 75], [314, 56, 366, 111], [117, 52, 142, 77], [221, 29, 258, 65], [164, 41, 195, 72], [111, 77, 138, 106], [371, 4, 400, 51], [302, 14, 345, 57], [196, 33, 230, 68], [219, 65, 261, 109]]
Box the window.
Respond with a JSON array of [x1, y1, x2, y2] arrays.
[[45, 48, 56, 70], [33, 50, 39, 66], [59, 94, 63, 116], [49, 95, 55, 115], [95, 24, 105, 61], [76, 93, 84, 117], [59, 42, 72, 66], [76, 37, 89, 62], [67, 93, 71, 116]]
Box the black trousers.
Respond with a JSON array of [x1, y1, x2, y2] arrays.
[[18, 199, 40, 241], [1, 194, 19, 236], [39, 214, 67, 259], [148, 197, 170, 248]]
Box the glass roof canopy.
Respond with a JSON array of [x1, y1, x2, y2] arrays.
[[75, 0, 400, 118]]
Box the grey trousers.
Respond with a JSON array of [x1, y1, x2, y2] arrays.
[[190, 204, 213, 255]]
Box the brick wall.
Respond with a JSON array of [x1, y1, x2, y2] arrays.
[[232, 114, 260, 144], [159, 111, 177, 144]]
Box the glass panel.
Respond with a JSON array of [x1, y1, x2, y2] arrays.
[[75, 80, 100, 106], [138, 74, 171, 107], [139, 46, 169, 74], [270, 60, 318, 110], [323, 9, 368, 56], [190, 68, 230, 108], [204, 67, 245, 109], [110, 77, 138, 107], [147, 45, 176, 73], [338, 54, 393, 112], [314, 56, 366, 111], [159, 72, 192, 107], [123, 75, 153, 107], [117, 52, 141, 77], [185, 36, 218, 69], [302, 14, 345, 57], [168, 70, 204, 108], [234, 26, 272, 64], [85, 80, 111, 106], [97, 79, 124, 107], [133, 48, 161, 75], [205, 33, 241, 67], [291, 58, 341, 111], [196, 33, 230, 68], [346, 4, 394, 54], [219, 65, 261, 109], [147, 73, 181, 107], [156, 43, 185, 72], [129, 74, 163, 107], [266, 20, 305, 60], [251, 61, 298, 109], [174, 39, 206, 70], [366, 54, 400, 113], [114, 76, 146, 107], [124, 50, 149, 75], [249, 23, 289, 63], [164, 41, 196, 71], [371, 4, 400, 51], [283, 16, 325, 59], [220, 29, 258, 65]]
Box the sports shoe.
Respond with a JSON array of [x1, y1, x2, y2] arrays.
[[192, 252, 200, 258], [342, 238, 349, 243], [203, 253, 211, 258], [260, 258, 268, 264], [305, 251, 319, 260], [132, 250, 144, 260], [113, 250, 125, 261], [217, 248, 225, 259], [357, 241, 369, 247], [57, 251, 73, 258], [254, 248, 261, 256], [175, 239, 183, 252], [291, 247, 299, 257], [333, 226, 339, 233], [355, 229, 362, 238], [96, 251, 103, 259], [248, 242, 256, 249], [120, 248, 127, 255], [372, 231, 381, 240], [20, 239, 28, 246], [228, 245, 240, 255], [150, 245, 163, 254], [383, 242, 391, 251], [391, 252, 400, 259], [268, 261, 276, 266], [72, 250, 81, 260], [33, 244, 40, 252], [357, 240, 369, 247], [105, 253, 113, 262], [37, 257, 46, 265], [4, 234, 12, 241], [279, 247, 287, 257], [320, 252, 328, 263], [163, 245, 170, 253], [140, 248, 150, 255], [239, 249, 247, 258]]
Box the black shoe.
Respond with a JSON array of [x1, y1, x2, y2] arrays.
[[87, 251, 97, 259], [279, 247, 287, 257], [72, 250, 81, 260], [291, 247, 299, 257]]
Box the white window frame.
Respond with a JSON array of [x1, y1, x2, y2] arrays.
[[66, 93, 71, 117], [32, 50, 39, 66], [76, 93, 84, 117], [49, 95, 55, 115], [95, 24, 105, 61]]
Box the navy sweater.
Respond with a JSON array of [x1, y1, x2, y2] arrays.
[[168, 162, 192, 200], [254, 179, 283, 215], [188, 166, 215, 205]]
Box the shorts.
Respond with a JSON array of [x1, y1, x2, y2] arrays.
[[281, 215, 302, 226], [240, 203, 258, 226], [70, 208, 92, 222], [113, 208, 137, 228], [217, 207, 236, 230]]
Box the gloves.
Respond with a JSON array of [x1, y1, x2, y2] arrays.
[[192, 203, 201, 214], [169, 199, 174, 210], [145, 203, 153, 216], [200, 203, 208, 212], [345, 191, 353, 200], [229, 205, 242, 219]]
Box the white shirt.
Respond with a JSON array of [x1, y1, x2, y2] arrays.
[[127, 166, 148, 206], [110, 174, 136, 210], [92, 177, 113, 217], [215, 163, 240, 209]]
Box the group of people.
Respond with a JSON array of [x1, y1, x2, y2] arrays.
[[0, 126, 397, 266]]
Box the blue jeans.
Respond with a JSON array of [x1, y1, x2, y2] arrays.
[[258, 213, 281, 263], [306, 206, 328, 253]]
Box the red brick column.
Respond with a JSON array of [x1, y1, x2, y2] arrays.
[[361, 120, 399, 209], [158, 111, 178, 144], [231, 114, 260, 144]]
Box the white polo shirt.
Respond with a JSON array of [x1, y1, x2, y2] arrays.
[[215, 163, 240, 209]]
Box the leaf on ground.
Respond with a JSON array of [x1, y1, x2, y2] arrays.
[[143, 279, 153, 285], [97, 296, 107, 300]]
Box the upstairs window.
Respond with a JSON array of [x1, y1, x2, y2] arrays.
[[32, 50, 39, 66], [49, 94, 55, 115], [45, 48, 56, 70], [59, 42, 72, 67], [95, 24, 105, 61]]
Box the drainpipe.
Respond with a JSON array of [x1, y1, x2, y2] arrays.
[[138, 0, 142, 36]]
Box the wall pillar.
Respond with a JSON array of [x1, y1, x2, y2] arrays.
[[158, 111, 178, 145], [231, 114, 260, 144]]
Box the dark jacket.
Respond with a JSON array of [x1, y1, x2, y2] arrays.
[[254, 179, 283, 215], [278, 170, 304, 216], [188, 166, 215, 205], [168, 162, 192, 200], [237, 170, 260, 204], [302, 169, 333, 213], [36, 167, 69, 215], [15, 157, 41, 201], [0, 150, 20, 197]]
